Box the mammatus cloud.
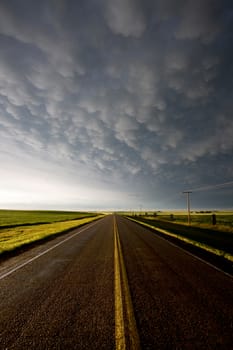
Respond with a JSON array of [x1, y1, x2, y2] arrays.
[[104, 0, 146, 38], [0, 0, 232, 209], [175, 0, 221, 41]]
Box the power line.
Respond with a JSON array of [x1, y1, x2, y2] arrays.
[[184, 181, 233, 193]]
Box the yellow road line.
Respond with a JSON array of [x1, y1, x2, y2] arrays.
[[114, 216, 140, 350], [114, 219, 126, 349]]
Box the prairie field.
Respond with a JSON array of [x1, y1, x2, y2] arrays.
[[0, 210, 97, 228], [124, 210, 233, 232], [0, 210, 102, 255]]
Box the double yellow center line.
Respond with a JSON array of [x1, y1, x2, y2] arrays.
[[114, 216, 140, 350]]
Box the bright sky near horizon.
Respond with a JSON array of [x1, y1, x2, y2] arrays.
[[0, 0, 233, 210]]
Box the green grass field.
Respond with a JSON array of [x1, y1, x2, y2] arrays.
[[0, 210, 102, 255], [0, 210, 97, 227], [122, 211, 233, 232]]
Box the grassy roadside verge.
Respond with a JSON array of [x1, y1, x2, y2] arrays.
[[119, 211, 233, 232], [0, 215, 104, 255], [126, 216, 233, 263]]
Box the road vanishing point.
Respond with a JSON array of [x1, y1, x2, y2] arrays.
[[0, 215, 233, 349]]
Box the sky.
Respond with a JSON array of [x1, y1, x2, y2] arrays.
[[0, 0, 233, 211]]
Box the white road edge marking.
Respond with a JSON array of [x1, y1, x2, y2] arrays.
[[0, 220, 99, 281], [127, 218, 233, 280], [166, 238, 233, 279]]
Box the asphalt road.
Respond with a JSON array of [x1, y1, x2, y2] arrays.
[[0, 215, 233, 349]]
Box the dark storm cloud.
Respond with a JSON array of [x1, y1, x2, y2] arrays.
[[0, 0, 232, 208]]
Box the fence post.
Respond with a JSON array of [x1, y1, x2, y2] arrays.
[[212, 214, 216, 225]]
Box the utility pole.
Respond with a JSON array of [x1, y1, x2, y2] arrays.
[[139, 204, 142, 215], [183, 191, 192, 225]]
